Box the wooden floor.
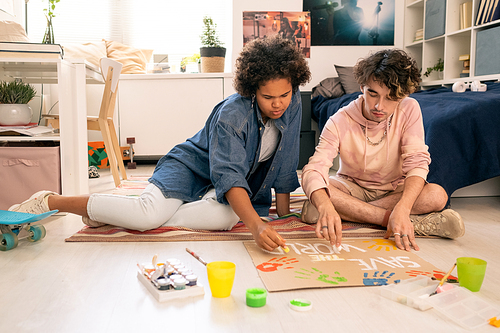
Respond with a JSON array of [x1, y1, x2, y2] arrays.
[[1, 166, 499, 332]]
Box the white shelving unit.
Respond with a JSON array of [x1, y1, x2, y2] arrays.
[[0, 58, 102, 195], [404, 0, 500, 88]]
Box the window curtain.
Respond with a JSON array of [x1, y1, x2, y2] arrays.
[[26, 0, 231, 64]]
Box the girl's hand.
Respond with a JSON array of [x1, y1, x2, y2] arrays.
[[250, 219, 286, 251]]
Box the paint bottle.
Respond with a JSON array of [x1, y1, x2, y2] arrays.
[[173, 264, 185, 272], [178, 268, 193, 276], [185, 274, 198, 286], [172, 277, 187, 290], [165, 266, 175, 276], [155, 277, 171, 290]]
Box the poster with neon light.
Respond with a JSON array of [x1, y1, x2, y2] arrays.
[[303, 0, 395, 46]]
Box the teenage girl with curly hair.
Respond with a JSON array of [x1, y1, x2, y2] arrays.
[[10, 35, 311, 251]]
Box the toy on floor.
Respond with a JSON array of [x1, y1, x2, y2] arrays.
[[0, 209, 58, 251], [126, 137, 136, 169]]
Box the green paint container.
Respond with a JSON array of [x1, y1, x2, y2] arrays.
[[246, 288, 267, 307]]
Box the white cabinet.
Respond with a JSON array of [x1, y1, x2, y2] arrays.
[[0, 58, 102, 195], [118, 73, 234, 159], [404, 0, 500, 88]]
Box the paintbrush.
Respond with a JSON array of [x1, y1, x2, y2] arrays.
[[186, 248, 208, 266], [430, 263, 457, 296]]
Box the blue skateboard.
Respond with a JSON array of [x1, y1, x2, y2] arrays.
[[0, 210, 58, 251]]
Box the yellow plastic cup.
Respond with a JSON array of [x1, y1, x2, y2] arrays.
[[456, 257, 487, 292], [207, 261, 236, 298]]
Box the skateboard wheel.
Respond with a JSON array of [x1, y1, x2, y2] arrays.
[[28, 225, 46, 242], [0, 233, 18, 251]]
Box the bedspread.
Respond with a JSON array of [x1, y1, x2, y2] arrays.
[[311, 82, 500, 198]]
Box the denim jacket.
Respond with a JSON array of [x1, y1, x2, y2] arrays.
[[149, 90, 302, 216]]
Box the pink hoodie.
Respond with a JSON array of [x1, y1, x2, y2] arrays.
[[302, 95, 430, 198]]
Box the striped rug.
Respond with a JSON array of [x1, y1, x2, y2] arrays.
[[64, 213, 388, 243]]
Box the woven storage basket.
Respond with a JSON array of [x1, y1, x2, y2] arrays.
[[201, 57, 225, 73]]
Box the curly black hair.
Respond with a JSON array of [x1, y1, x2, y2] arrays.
[[233, 35, 311, 97], [353, 49, 421, 100]]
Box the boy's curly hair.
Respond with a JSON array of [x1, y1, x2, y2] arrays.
[[353, 49, 421, 100], [234, 35, 311, 97]]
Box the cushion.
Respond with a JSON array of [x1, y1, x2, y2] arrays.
[[0, 20, 30, 42], [311, 77, 345, 99], [62, 41, 107, 68], [103, 39, 153, 74], [334, 65, 360, 94]]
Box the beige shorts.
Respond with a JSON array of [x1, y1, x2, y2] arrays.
[[329, 175, 404, 203]]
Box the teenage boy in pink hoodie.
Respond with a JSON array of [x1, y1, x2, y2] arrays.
[[301, 49, 464, 252]]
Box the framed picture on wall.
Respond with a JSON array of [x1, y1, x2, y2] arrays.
[[243, 11, 311, 58], [303, 0, 395, 46]]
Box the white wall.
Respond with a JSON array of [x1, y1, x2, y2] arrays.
[[231, 0, 405, 91], [0, 1, 24, 24]]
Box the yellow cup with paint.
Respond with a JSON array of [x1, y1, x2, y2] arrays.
[[207, 261, 236, 298]]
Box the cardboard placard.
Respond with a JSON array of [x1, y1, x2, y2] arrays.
[[244, 238, 448, 292]]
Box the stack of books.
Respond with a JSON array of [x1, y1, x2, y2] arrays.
[[459, 54, 470, 78], [460, 1, 473, 29], [0, 42, 63, 59], [476, 0, 500, 26], [414, 28, 424, 42]]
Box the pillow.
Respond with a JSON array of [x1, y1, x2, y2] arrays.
[[62, 42, 107, 68], [334, 65, 360, 94], [311, 77, 345, 99], [103, 39, 153, 74], [0, 20, 30, 42]]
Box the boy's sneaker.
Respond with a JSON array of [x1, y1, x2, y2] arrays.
[[8, 190, 57, 214], [82, 216, 106, 228], [410, 209, 465, 239], [301, 200, 319, 224]]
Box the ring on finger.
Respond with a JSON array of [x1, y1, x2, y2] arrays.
[[401, 234, 408, 237], [321, 226, 328, 229], [393, 232, 400, 236]]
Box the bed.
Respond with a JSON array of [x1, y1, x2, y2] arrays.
[[310, 71, 500, 200]]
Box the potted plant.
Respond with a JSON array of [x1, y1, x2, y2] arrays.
[[42, 0, 61, 44], [0, 81, 36, 126], [424, 58, 444, 79], [180, 53, 201, 73], [199, 16, 226, 73]]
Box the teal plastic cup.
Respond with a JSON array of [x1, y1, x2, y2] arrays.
[[456, 257, 487, 292]]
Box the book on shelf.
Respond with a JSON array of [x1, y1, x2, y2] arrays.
[[460, 1, 473, 29], [476, 0, 489, 25], [0, 123, 55, 136], [459, 54, 470, 61], [476, 0, 500, 25], [0, 41, 63, 59], [414, 28, 424, 42], [490, 0, 500, 22], [484, 0, 499, 23]]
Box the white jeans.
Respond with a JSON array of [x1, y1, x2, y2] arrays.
[[87, 183, 239, 231]]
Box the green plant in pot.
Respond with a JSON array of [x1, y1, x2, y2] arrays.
[[200, 16, 226, 73], [42, 0, 61, 44], [423, 58, 444, 79], [0, 81, 36, 126]]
